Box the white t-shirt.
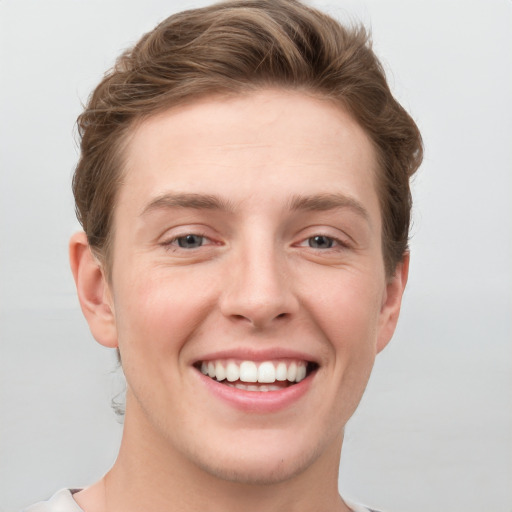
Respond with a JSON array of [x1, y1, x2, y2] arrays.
[[23, 489, 83, 512], [22, 488, 382, 512]]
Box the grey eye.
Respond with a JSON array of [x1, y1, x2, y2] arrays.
[[177, 234, 204, 248], [308, 235, 334, 249]]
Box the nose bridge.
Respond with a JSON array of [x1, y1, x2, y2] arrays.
[[220, 227, 297, 327]]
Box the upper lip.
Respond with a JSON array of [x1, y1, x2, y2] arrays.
[[192, 348, 320, 366]]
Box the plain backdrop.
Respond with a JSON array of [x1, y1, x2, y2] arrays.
[[1, 1, 511, 511]]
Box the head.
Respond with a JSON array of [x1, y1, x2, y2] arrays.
[[70, 0, 422, 489], [73, 0, 422, 278]]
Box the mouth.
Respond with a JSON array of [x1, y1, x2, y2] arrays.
[[194, 359, 319, 392]]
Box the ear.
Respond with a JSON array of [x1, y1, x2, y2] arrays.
[[376, 252, 410, 353], [69, 231, 118, 348]]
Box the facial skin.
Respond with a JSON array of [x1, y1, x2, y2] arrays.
[[70, 89, 408, 512]]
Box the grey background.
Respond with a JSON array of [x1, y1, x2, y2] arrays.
[[1, 1, 511, 511]]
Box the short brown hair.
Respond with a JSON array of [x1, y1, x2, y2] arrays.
[[73, 0, 423, 276]]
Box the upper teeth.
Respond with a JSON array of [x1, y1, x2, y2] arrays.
[[200, 359, 308, 384]]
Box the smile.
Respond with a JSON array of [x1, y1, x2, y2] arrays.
[[196, 359, 317, 391]]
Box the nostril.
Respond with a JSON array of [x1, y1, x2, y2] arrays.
[[228, 311, 289, 328]]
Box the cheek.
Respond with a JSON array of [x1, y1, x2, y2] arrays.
[[112, 269, 217, 364], [309, 271, 384, 349], [305, 270, 384, 404]]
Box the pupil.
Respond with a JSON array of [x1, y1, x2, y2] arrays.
[[178, 234, 203, 248], [310, 235, 332, 249]]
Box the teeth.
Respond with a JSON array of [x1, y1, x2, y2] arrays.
[[200, 359, 310, 385], [276, 362, 287, 381], [287, 362, 297, 382], [228, 383, 285, 392], [226, 361, 239, 382], [239, 361, 258, 382], [215, 361, 226, 381], [296, 364, 307, 382], [258, 361, 276, 383]]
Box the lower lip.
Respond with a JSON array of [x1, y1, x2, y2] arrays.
[[195, 370, 314, 413]]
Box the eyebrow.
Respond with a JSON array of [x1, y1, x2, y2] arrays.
[[140, 191, 370, 223], [141, 192, 235, 216], [289, 193, 370, 222]]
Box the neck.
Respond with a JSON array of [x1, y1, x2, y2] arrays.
[[75, 395, 351, 512]]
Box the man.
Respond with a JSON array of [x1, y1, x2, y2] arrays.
[[25, 1, 422, 511]]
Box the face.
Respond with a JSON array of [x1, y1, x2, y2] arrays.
[[91, 90, 406, 484]]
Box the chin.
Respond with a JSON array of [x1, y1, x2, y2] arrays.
[[197, 458, 309, 486], [187, 437, 326, 486]]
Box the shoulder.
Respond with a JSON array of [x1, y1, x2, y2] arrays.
[[345, 498, 385, 512], [22, 489, 84, 512], [22, 490, 383, 512]]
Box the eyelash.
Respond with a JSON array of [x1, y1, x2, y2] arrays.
[[298, 234, 350, 251], [160, 233, 350, 252], [161, 233, 212, 250]]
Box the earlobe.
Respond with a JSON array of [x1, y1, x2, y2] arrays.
[[69, 231, 118, 348], [376, 253, 410, 353]]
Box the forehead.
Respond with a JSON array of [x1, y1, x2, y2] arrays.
[[118, 89, 380, 219]]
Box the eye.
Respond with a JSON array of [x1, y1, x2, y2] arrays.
[[307, 235, 337, 249], [162, 233, 210, 250], [175, 234, 205, 249]]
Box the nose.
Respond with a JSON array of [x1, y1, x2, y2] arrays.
[[219, 243, 299, 329]]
